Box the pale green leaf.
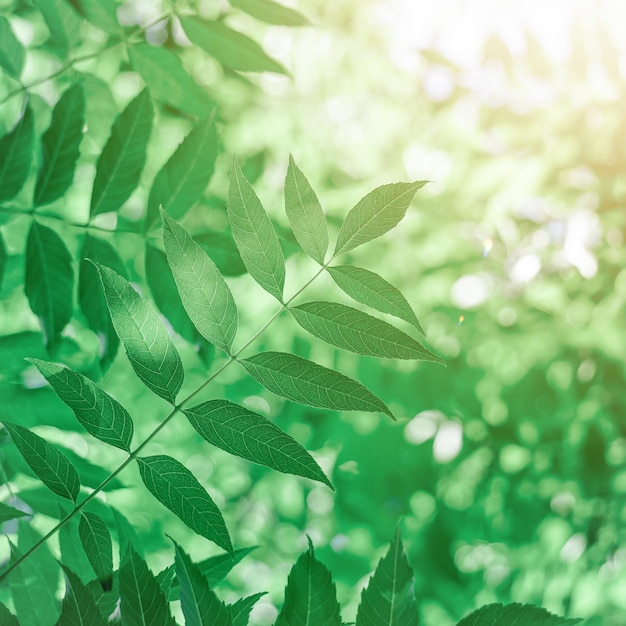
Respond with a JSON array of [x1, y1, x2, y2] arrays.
[[456, 603, 583, 626], [290, 302, 443, 362], [32, 0, 81, 51], [137, 455, 232, 553], [334, 181, 427, 257], [57, 565, 108, 626], [0, 502, 27, 523], [93, 263, 184, 404], [0, 17, 24, 79], [0, 107, 34, 202], [284, 155, 328, 264], [231, 0, 309, 26], [90, 88, 154, 216], [34, 83, 85, 206], [31, 359, 134, 451], [66, 0, 120, 34], [79, 512, 113, 589], [184, 400, 332, 488], [228, 158, 285, 301], [241, 351, 393, 417], [229, 593, 266, 626], [355, 529, 419, 626]]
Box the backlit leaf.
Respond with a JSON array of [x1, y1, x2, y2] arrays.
[[0, 17, 24, 78], [456, 603, 583, 626], [79, 512, 113, 590], [228, 593, 266, 626], [58, 565, 108, 626], [0, 107, 34, 202], [231, 0, 309, 26], [0, 502, 27, 524], [184, 400, 332, 488], [32, 0, 80, 51], [195, 230, 246, 277], [66, 0, 120, 34]]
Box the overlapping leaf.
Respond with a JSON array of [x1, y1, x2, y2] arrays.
[[231, 0, 309, 26], [66, 0, 120, 34], [57, 565, 108, 626], [456, 603, 583, 626], [32, 0, 81, 51], [0, 232, 6, 292], [78, 512, 113, 590], [0, 502, 27, 524], [0, 107, 34, 202], [59, 517, 94, 584], [0, 17, 24, 78], [0, 603, 18, 626], [195, 230, 246, 277]]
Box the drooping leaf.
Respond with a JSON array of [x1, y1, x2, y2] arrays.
[[79, 512, 114, 590], [326, 265, 424, 333], [59, 516, 94, 584], [119, 544, 176, 626], [93, 263, 184, 404], [355, 528, 419, 626], [228, 593, 266, 626], [290, 302, 443, 362], [333, 181, 427, 257], [3, 421, 81, 502], [66, 0, 120, 34], [195, 230, 246, 277], [0, 16, 24, 79], [276, 539, 342, 626], [0, 232, 6, 292], [228, 158, 285, 301], [162, 211, 238, 353], [57, 565, 108, 626], [231, 0, 309, 26], [284, 155, 328, 264], [31, 359, 134, 452], [456, 603, 583, 626], [137, 455, 232, 553], [180, 16, 287, 74], [0, 603, 18, 626], [25, 221, 74, 354], [32, 0, 80, 51], [183, 400, 332, 488], [0, 107, 34, 202], [0, 502, 28, 523], [129, 44, 214, 118], [90, 88, 153, 216], [241, 352, 393, 417]]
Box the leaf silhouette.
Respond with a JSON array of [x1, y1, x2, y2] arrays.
[[78, 512, 113, 590], [57, 565, 108, 626], [456, 603, 583, 626], [231, 0, 309, 26], [0, 16, 24, 78], [0, 107, 34, 202]]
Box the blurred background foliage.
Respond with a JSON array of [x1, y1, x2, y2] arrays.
[[1, 0, 625, 624]]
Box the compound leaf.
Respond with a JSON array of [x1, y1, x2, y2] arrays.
[[78, 512, 113, 590], [456, 603, 583, 626], [0, 16, 24, 78], [0, 107, 34, 202], [231, 0, 309, 26], [58, 565, 108, 626]]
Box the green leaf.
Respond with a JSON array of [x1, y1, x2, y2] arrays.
[[59, 516, 94, 584], [228, 593, 266, 626], [162, 212, 238, 353], [183, 400, 332, 488], [31, 359, 134, 452], [0, 232, 7, 292], [333, 181, 427, 257], [276, 538, 342, 626], [137, 455, 232, 553], [456, 603, 583, 626], [180, 16, 287, 74], [90, 88, 154, 216], [0, 107, 34, 202], [66, 0, 120, 34], [25, 221, 74, 354], [231, 0, 309, 26], [57, 565, 108, 626], [0, 603, 18, 626], [32, 0, 81, 51], [79, 512, 114, 590], [34, 83, 85, 206], [284, 156, 328, 264], [173, 540, 233, 626], [93, 263, 184, 404], [129, 44, 214, 118], [355, 529, 419, 626], [78, 234, 127, 370], [0, 17, 25, 79], [290, 302, 443, 362], [195, 230, 246, 277], [0, 502, 28, 523], [228, 158, 285, 301], [3, 421, 81, 502], [326, 265, 423, 333], [119, 544, 176, 626], [241, 351, 393, 417]]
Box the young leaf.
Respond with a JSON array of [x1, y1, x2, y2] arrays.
[[137, 455, 232, 553], [228, 158, 286, 301], [173, 540, 233, 626], [66, 0, 120, 34], [58, 565, 108, 626], [78, 512, 114, 590], [0, 107, 34, 202], [0, 16, 25, 79], [0, 603, 18, 626], [333, 181, 428, 257], [30, 359, 134, 452], [32, 0, 80, 51], [90, 88, 154, 216], [119, 544, 176, 626], [0, 502, 27, 523], [290, 302, 443, 362], [25, 221, 74, 354], [355, 529, 419, 626], [326, 265, 423, 333], [129, 44, 214, 118], [240, 352, 393, 418], [183, 400, 332, 488], [231, 0, 309, 26], [92, 263, 184, 405], [276, 539, 342, 626], [146, 112, 221, 230], [162, 211, 238, 353], [180, 16, 287, 74], [228, 593, 266, 626], [456, 603, 583, 626], [3, 421, 81, 502], [284, 155, 328, 264]]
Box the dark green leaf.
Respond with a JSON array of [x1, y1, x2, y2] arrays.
[[355, 529, 419, 626], [137, 455, 232, 553], [184, 400, 332, 488], [31, 359, 134, 451], [66, 0, 120, 34], [57, 565, 108, 626], [0, 16, 24, 78], [90, 89, 153, 216], [195, 230, 246, 277], [229, 593, 266, 626], [32, 0, 81, 51], [333, 181, 427, 257], [228, 158, 285, 301], [0, 232, 6, 292], [231, 0, 309, 26], [34, 83, 85, 206], [0, 603, 18, 626], [93, 263, 184, 404], [79, 512, 113, 589], [456, 603, 583, 626], [0, 502, 27, 523], [241, 351, 393, 417], [180, 16, 287, 74], [276, 539, 341, 626], [59, 516, 94, 584], [290, 302, 443, 362], [3, 421, 81, 502], [0, 107, 34, 202]]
